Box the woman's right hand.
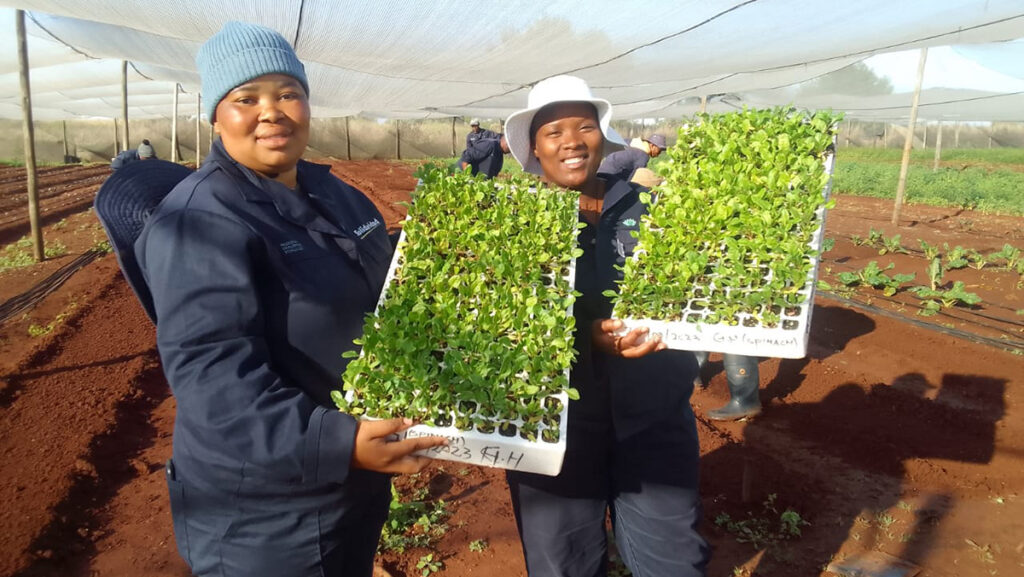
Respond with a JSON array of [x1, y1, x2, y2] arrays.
[[351, 418, 449, 474]]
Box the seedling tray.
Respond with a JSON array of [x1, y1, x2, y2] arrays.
[[617, 152, 835, 359], [339, 169, 580, 476]]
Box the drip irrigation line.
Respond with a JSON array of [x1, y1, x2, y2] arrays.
[[0, 250, 104, 325], [817, 290, 1024, 355]]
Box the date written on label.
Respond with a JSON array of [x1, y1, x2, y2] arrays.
[[406, 430, 526, 469]]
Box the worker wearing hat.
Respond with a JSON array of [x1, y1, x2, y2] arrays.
[[466, 117, 499, 149], [135, 21, 446, 577], [503, 75, 709, 577], [597, 133, 667, 182], [110, 138, 157, 171]]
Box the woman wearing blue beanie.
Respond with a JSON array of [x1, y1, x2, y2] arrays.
[[135, 21, 447, 576]]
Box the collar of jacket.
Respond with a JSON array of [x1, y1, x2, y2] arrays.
[[600, 174, 638, 213], [204, 140, 351, 239]]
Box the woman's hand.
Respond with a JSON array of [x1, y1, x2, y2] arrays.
[[351, 418, 448, 474], [592, 318, 666, 358]]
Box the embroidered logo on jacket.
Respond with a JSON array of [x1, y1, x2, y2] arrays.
[[354, 218, 382, 238], [280, 240, 304, 254], [622, 218, 637, 227]]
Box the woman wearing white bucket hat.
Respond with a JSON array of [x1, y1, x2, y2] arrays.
[[503, 75, 710, 577]]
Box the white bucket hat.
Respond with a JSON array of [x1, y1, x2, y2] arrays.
[[504, 75, 626, 175]]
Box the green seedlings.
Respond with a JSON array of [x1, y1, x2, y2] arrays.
[[468, 539, 488, 553], [338, 164, 581, 438], [944, 244, 970, 270], [919, 239, 941, 261], [878, 234, 907, 256], [821, 237, 835, 253], [713, 494, 809, 551], [835, 261, 916, 296], [613, 107, 841, 326], [910, 281, 983, 316], [378, 485, 450, 554], [927, 257, 944, 291], [416, 553, 443, 576], [965, 249, 988, 270], [988, 243, 1021, 271]]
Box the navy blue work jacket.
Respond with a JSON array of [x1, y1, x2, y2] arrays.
[[597, 147, 651, 182], [573, 176, 698, 440], [459, 138, 504, 179], [136, 140, 393, 489]]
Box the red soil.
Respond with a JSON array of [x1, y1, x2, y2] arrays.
[[0, 161, 1021, 577]]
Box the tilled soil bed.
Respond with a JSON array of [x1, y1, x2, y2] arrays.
[[0, 161, 1022, 577]]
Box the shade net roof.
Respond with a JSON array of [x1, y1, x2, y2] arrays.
[[0, 0, 1022, 122]]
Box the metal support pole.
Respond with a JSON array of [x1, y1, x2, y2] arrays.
[[171, 83, 179, 163], [892, 48, 928, 226], [121, 60, 129, 152], [16, 9, 43, 261]]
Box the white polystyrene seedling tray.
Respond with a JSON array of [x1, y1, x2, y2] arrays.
[[347, 206, 575, 476], [617, 154, 835, 359]]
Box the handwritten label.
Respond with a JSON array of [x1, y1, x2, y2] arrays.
[[405, 429, 530, 470]]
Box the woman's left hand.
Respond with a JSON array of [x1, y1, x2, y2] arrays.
[[592, 318, 666, 358]]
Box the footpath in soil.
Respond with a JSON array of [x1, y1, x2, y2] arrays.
[[0, 161, 1021, 577]]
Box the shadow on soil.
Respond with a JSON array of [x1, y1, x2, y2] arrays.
[[701, 371, 1005, 575], [10, 356, 171, 577]]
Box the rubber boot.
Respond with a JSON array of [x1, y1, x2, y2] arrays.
[[707, 354, 762, 421], [693, 351, 709, 388]]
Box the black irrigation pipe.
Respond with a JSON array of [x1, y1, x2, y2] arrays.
[[817, 290, 1024, 355], [0, 250, 104, 325]]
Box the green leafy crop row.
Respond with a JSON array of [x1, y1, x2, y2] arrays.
[[613, 107, 841, 327], [336, 164, 582, 442]]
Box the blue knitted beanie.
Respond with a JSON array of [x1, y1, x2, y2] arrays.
[[196, 21, 309, 121]]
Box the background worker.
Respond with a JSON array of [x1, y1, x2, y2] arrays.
[[110, 139, 156, 170], [459, 133, 509, 179], [694, 352, 763, 420], [135, 21, 446, 577], [503, 75, 709, 577], [466, 117, 499, 148], [597, 133, 666, 182]]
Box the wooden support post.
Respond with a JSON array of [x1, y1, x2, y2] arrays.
[[62, 120, 68, 161], [451, 117, 456, 157], [113, 118, 118, 154], [396, 120, 401, 160], [121, 60, 129, 152], [933, 122, 943, 172], [922, 121, 928, 149], [882, 124, 888, 148], [171, 83, 179, 163], [955, 121, 961, 148], [700, 95, 708, 114], [892, 48, 928, 226], [345, 116, 352, 160], [196, 93, 202, 165], [16, 9, 43, 262]]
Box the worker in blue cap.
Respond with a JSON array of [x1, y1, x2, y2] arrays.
[[135, 21, 447, 577]]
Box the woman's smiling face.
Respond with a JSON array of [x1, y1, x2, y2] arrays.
[[531, 101, 604, 192], [213, 73, 310, 181]]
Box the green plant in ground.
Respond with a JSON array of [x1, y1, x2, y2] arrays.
[[613, 107, 840, 326], [944, 244, 970, 270], [468, 539, 488, 553], [26, 305, 76, 338], [910, 281, 983, 316], [835, 261, 915, 296], [878, 234, 907, 256], [337, 164, 580, 439], [965, 249, 988, 270], [378, 484, 450, 554], [821, 237, 835, 253], [919, 239, 941, 261], [714, 494, 809, 551], [0, 237, 69, 271], [927, 256, 944, 291], [988, 243, 1021, 271], [416, 553, 443, 576]]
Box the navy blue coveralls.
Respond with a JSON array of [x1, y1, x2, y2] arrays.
[[136, 140, 394, 577], [466, 127, 499, 149], [597, 147, 651, 182], [459, 137, 505, 179], [506, 176, 710, 577]]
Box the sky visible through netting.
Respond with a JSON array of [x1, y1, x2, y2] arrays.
[[0, 1, 1022, 122]]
